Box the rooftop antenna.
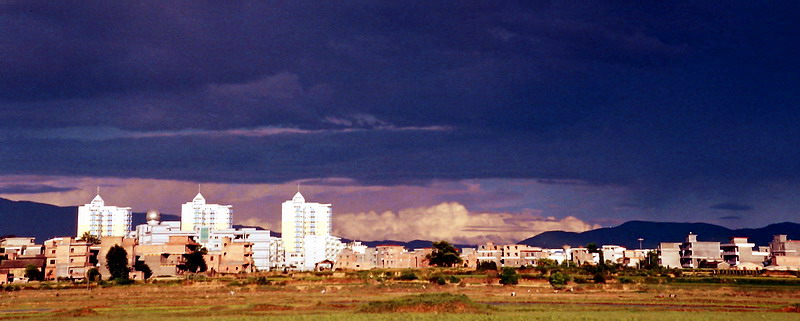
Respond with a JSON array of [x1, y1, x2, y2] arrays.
[[97, 185, 100, 196], [297, 182, 300, 193], [198, 183, 201, 194]]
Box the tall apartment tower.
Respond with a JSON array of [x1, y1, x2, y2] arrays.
[[180, 193, 233, 232], [281, 192, 332, 263], [76, 194, 132, 237]]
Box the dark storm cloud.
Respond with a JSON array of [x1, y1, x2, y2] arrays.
[[710, 202, 754, 212], [1, 0, 799, 219], [0, 184, 77, 194]]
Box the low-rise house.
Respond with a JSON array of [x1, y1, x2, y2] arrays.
[[205, 236, 255, 274], [97, 236, 138, 280], [459, 248, 478, 268], [43, 237, 98, 280], [658, 242, 682, 268], [476, 243, 547, 267], [0, 257, 46, 284], [768, 235, 800, 269], [680, 233, 722, 268], [601, 245, 626, 265], [335, 247, 375, 270], [570, 247, 596, 266], [204, 228, 279, 271], [136, 235, 201, 277], [1, 237, 43, 260], [721, 237, 768, 269]]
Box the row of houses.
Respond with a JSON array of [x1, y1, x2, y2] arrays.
[[658, 233, 800, 270], [3, 232, 800, 284]]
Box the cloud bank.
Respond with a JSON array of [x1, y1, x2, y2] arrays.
[[334, 202, 599, 244]]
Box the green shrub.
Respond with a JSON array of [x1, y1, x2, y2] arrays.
[[618, 277, 635, 284], [499, 267, 520, 285], [429, 276, 446, 285], [397, 270, 419, 281], [548, 272, 570, 289], [449, 275, 460, 283], [593, 273, 606, 284]]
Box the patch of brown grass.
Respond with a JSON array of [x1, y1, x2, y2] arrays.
[[52, 307, 97, 317], [250, 304, 294, 311]]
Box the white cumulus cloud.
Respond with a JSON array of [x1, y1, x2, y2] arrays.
[[333, 202, 599, 244]]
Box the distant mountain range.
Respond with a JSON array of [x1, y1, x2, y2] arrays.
[[2, 197, 798, 248], [0, 197, 182, 241], [519, 220, 800, 248]]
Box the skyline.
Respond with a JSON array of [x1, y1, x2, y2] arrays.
[[2, 2, 800, 243]]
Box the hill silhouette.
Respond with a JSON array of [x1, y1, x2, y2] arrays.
[[519, 220, 800, 248]]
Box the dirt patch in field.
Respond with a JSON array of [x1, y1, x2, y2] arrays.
[[777, 304, 800, 313]]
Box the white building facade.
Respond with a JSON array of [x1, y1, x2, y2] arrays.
[[281, 192, 338, 270], [181, 193, 233, 232], [76, 194, 132, 237]]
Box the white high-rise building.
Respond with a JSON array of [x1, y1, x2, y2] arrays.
[[180, 193, 233, 232], [281, 192, 334, 268], [76, 194, 132, 237]]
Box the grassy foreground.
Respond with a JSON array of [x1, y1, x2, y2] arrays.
[[2, 275, 800, 320]]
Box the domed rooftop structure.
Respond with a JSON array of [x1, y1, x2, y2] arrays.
[[146, 209, 160, 224]]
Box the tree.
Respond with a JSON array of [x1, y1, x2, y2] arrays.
[[642, 251, 660, 270], [106, 245, 130, 281], [183, 247, 208, 273], [134, 262, 153, 279], [586, 243, 598, 254], [499, 267, 519, 285], [78, 231, 101, 245], [87, 268, 101, 282], [24, 264, 42, 281], [548, 271, 570, 289], [426, 241, 463, 267]]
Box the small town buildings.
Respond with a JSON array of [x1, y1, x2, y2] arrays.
[[0, 257, 46, 284], [205, 228, 280, 271], [0, 237, 43, 260], [768, 235, 800, 269], [136, 236, 201, 277], [76, 194, 132, 238], [43, 237, 98, 280], [721, 237, 768, 269], [334, 241, 375, 270], [205, 237, 255, 274], [97, 236, 138, 280], [476, 243, 548, 267], [680, 233, 722, 268]]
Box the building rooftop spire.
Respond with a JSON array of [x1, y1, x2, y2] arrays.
[[292, 191, 305, 203]]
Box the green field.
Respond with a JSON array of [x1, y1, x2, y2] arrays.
[[2, 274, 800, 320]]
